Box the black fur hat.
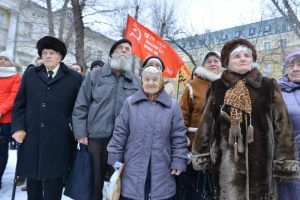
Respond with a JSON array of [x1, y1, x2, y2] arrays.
[[36, 36, 67, 60], [90, 60, 104, 69], [109, 38, 132, 58]]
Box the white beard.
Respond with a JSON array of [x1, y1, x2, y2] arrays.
[[110, 54, 132, 72]]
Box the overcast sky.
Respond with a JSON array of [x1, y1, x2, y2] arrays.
[[179, 0, 265, 32], [96, 0, 274, 39]]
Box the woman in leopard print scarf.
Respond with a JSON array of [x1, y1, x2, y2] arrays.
[[192, 39, 299, 200]]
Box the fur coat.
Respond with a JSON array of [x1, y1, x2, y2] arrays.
[[180, 67, 221, 147], [192, 68, 299, 200]]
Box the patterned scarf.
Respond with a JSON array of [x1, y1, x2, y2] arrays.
[[223, 79, 254, 161]]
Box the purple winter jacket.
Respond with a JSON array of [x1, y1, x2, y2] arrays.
[[107, 89, 188, 200], [278, 77, 300, 200]]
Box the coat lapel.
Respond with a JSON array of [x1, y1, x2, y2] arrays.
[[36, 67, 49, 84]]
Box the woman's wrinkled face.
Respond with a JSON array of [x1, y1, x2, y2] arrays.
[[228, 48, 253, 74], [203, 55, 222, 74], [142, 72, 162, 95], [287, 59, 300, 83]]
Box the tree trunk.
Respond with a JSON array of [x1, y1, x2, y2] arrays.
[[71, 0, 86, 69], [58, 0, 70, 40], [46, 0, 55, 36]]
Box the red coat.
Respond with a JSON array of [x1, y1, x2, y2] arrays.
[[0, 74, 21, 123]]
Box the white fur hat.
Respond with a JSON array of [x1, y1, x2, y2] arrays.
[[0, 50, 14, 62]]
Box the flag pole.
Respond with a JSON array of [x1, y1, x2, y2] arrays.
[[176, 71, 180, 100]]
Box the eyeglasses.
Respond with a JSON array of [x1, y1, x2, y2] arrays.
[[205, 59, 220, 64], [287, 63, 300, 69]]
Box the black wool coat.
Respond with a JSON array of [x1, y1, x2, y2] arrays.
[[12, 63, 82, 179]]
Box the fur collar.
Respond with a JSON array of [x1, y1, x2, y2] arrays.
[[194, 66, 222, 82], [221, 68, 263, 88]]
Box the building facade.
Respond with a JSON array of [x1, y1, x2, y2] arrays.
[[175, 17, 300, 78], [0, 0, 115, 70]]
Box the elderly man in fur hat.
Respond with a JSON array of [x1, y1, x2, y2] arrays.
[[72, 38, 140, 200], [192, 38, 299, 200], [12, 36, 82, 199], [0, 50, 21, 190]]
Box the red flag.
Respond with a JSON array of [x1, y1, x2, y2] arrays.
[[124, 15, 185, 78]]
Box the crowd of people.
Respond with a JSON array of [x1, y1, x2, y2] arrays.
[[0, 35, 299, 200]]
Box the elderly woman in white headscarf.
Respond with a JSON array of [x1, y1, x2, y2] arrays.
[[192, 38, 299, 200], [107, 64, 188, 200]]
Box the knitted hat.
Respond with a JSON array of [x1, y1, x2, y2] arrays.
[[0, 50, 14, 62], [109, 39, 132, 58], [142, 56, 165, 71], [36, 36, 67, 60], [221, 39, 257, 68], [201, 51, 220, 65], [286, 48, 300, 63], [91, 60, 104, 69]]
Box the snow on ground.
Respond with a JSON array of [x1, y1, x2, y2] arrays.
[[1, 150, 108, 200]]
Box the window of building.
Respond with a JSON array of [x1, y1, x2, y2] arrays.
[[264, 64, 272, 74], [23, 22, 33, 37], [249, 28, 255, 36], [279, 39, 287, 48], [263, 41, 271, 50], [96, 50, 102, 60], [67, 10, 73, 19], [280, 23, 287, 32], [264, 25, 271, 35], [180, 41, 186, 48], [85, 45, 91, 57], [189, 38, 196, 47], [199, 52, 204, 61], [235, 31, 242, 38], [198, 38, 206, 47], [222, 33, 228, 41]]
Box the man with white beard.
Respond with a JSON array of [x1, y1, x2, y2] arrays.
[[72, 39, 140, 200]]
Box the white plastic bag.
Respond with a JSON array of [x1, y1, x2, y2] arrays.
[[106, 162, 125, 200]]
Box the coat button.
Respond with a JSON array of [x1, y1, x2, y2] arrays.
[[41, 103, 46, 107], [46, 87, 50, 90], [40, 123, 45, 127]]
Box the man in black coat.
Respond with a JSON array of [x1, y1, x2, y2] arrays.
[[12, 36, 82, 200]]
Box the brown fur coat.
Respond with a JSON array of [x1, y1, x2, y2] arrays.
[[192, 68, 299, 200]]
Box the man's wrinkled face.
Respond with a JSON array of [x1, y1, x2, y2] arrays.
[[0, 56, 13, 67], [110, 43, 132, 72], [42, 49, 62, 69], [113, 43, 132, 57]]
